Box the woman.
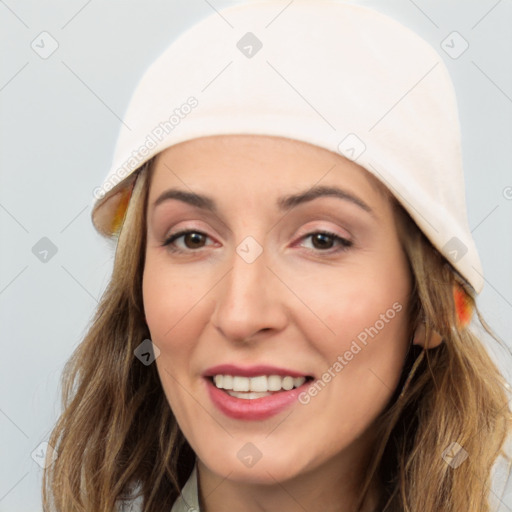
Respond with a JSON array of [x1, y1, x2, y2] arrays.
[[42, 1, 512, 511]]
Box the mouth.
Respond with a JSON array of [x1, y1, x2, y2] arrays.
[[202, 364, 315, 419], [208, 374, 315, 400]]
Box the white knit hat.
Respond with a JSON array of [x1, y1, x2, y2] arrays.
[[91, 0, 484, 294]]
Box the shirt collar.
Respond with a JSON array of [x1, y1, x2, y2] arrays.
[[170, 462, 200, 512]]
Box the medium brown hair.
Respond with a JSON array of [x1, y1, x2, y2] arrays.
[[43, 159, 512, 511]]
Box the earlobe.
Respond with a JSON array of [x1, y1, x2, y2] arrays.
[[412, 323, 443, 349]]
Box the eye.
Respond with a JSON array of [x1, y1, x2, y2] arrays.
[[298, 231, 353, 253], [162, 230, 214, 252], [162, 229, 352, 254]]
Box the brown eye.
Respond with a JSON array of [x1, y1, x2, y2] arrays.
[[182, 232, 207, 249], [163, 230, 211, 252], [311, 233, 335, 249], [299, 231, 353, 252]]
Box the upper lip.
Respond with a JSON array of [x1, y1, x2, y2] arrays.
[[203, 364, 312, 378]]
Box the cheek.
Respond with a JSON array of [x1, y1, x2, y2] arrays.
[[297, 255, 410, 345], [142, 257, 208, 417], [294, 249, 412, 408], [293, 289, 410, 451], [141, 256, 209, 405], [142, 255, 206, 341], [310, 285, 409, 397]]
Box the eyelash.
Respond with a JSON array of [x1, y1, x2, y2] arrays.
[[162, 229, 353, 254]]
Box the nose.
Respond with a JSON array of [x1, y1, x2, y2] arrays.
[[210, 244, 289, 343]]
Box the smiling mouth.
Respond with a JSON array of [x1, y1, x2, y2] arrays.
[[209, 374, 314, 399]]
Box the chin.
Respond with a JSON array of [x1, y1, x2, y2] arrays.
[[197, 447, 313, 485]]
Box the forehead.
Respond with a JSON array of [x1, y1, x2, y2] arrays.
[[147, 134, 391, 204]]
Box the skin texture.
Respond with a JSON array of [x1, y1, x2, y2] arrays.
[[142, 134, 439, 512]]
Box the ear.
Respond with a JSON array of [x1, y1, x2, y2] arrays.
[[412, 323, 443, 349]]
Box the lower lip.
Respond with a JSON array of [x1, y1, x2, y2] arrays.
[[205, 377, 310, 421]]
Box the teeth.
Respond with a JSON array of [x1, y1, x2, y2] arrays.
[[212, 374, 307, 393], [223, 374, 233, 389], [293, 377, 305, 388], [282, 376, 294, 391], [228, 391, 272, 399], [268, 375, 282, 391], [249, 375, 267, 392], [233, 376, 250, 392]]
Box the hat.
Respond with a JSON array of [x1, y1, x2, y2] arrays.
[[91, 0, 484, 294]]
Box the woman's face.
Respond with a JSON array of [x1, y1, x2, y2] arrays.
[[142, 134, 412, 485]]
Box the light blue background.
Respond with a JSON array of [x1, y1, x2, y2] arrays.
[[1, 0, 511, 510]]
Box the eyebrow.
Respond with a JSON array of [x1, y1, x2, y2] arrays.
[[152, 185, 374, 216]]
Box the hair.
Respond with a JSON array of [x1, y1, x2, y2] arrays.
[[42, 157, 512, 512]]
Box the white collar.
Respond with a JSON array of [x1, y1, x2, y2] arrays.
[[170, 463, 200, 512]]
